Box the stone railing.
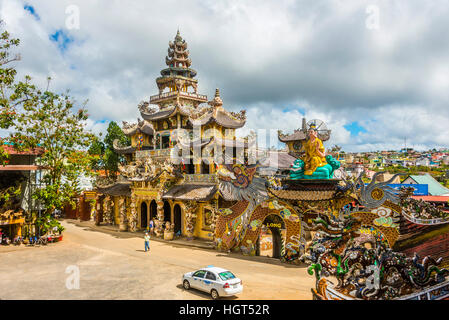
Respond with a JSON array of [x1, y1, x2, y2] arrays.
[[402, 212, 449, 226], [150, 91, 177, 102], [396, 280, 449, 300], [183, 174, 217, 184], [150, 91, 207, 103], [180, 91, 207, 101], [136, 149, 172, 159]]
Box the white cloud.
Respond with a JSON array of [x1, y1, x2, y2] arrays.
[[1, 0, 448, 152]]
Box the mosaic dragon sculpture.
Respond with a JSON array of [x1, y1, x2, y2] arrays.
[[301, 173, 449, 300], [214, 163, 307, 260], [303, 214, 449, 300], [215, 163, 269, 252]]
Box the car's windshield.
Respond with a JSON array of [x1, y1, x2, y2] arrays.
[[218, 271, 236, 281]]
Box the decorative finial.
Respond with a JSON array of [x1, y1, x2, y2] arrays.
[[208, 88, 223, 108], [175, 28, 182, 41], [302, 118, 307, 131]]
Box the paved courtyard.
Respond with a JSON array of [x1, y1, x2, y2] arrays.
[[0, 220, 315, 300]]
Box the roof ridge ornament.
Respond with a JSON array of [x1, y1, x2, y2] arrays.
[[208, 88, 223, 109], [138, 101, 159, 114]]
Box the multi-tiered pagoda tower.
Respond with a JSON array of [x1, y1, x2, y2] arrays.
[[152, 29, 207, 107], [101, 31, 247, 241]]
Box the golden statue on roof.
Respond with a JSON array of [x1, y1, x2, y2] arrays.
[[286, 119, 340, 179], [303, 124, 327, 175]]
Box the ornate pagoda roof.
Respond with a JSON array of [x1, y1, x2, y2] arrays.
[[96, 182, 131, 197], [139, 89, 246, 129], [188, 89, 246, 129], [267, 179, 340, 201], [139, 105, 177, 121], [113, 139, 136, 154], [278, 129, 307, 142], [278, 118, 331, 143], [162, 183, 217, 201], [121, 118, 155, 136]]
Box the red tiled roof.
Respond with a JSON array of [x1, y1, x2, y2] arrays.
[[1, 145, 44, 155], [412, 195, 449, 202], [0, 165, 41, 171]]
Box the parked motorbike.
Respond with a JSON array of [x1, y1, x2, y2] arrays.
[[1, 236, 11, 245], [13, 236, 23, 246], [36, 236, 48, 246]]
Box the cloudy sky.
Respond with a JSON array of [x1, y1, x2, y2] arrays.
[[1, 0, 448, 152]]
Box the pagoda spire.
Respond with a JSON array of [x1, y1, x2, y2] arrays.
[[151, 31, 207, 107], [166, 30, 191, 68]]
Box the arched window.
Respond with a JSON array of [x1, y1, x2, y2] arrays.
[[149, 200, 157, 220], [140, 202, 148, 229], [173, 204, 182, 234], [163, 201, 171, 222]]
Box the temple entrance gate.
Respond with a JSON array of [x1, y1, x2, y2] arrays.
[[258, 214, 286, 259], [140, 202, 148, 229], [173, 204, 182, 234], [215, 199, 304, 260]]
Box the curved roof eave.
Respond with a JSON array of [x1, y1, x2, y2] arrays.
[[140, 106, 177, 121]]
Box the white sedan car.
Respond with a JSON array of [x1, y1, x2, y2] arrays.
[[182, 266, 243, 299]]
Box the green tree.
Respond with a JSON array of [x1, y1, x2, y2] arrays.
[[88, 121, 129, 179], [0, 22, 21, 130], [0, 21, 28, 165], [0, 22, 95, 234], [10, 86, 96, 215], [104, 121, 129, 178], [88, 134, 105, 171]]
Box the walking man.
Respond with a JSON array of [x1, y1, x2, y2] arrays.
[[144, 232, 151, 252]]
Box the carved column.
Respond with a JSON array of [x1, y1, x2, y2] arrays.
[[209, 206, 219, 242], [110, 197, 115, 225], [91, 196, 98, 223], [119, 196, 128, 232], [128, 193, 137, 232], [95, 195, 103, 226], [154, 200, 165, 238], [185, 201, 199, 240], [103, 196, 111, 225]]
